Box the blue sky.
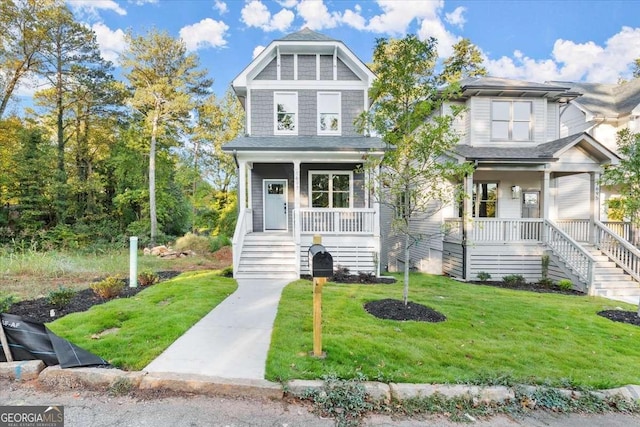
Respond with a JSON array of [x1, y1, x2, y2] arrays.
[[14, 0, 640, 104]]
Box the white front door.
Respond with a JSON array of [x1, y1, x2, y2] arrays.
[[264, 179, 288, 231]]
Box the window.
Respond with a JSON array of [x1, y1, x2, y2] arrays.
[[274, 92, 297, 134], [473, 182, 497, 217], [310, 172, 352, 208], [317, 92, 341, 134], [491, 101, 532, 141]]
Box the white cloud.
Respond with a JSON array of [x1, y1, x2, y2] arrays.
[[92, 23, 128, 64], [179, 18, 230, 51], [417, 15, 459, 58], [296, 0, 341, 30], [277, 0, 298, 8], [485, 26, 640, 83], [67, 0, 126, 16], [241, 0, 294, 32], [253, 45, 266, 59], [365, 0, 441, 35], [213, 0, 228, 14], [342, 6, 366, 31], [445, 6, 466, 28]]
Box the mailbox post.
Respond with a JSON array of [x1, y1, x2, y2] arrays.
[[308, 235, 333, 358]]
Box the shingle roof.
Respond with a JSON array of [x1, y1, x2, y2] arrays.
[[222, 136, 387, 152], [277, 28, 337, 42], [548, 79, 640, 118], [452, 133, 585, 161], [460, 76, 571, 92]]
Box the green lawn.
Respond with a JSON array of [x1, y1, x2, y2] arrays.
[[47, 270, 237, 370], [266, 274, 640, 389]]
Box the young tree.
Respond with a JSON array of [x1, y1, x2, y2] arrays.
[[120, 29, 212, 246], [360, 35, 473, 305]]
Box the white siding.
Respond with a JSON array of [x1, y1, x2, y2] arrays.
[[546, 101, 559, 141], [443, 101, 468, 144], [556, 174, 590, 219], [469, 243, 544, 282], [299, 235, 377, 275], [591, 123, 621, 154], [559, 104, 588, 137]]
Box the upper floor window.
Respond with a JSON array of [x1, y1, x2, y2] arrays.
[[274, 92, 297, 134], [310, 171, 352, 208], [491, 101, 532, 141], [317, 92, 341, 135]]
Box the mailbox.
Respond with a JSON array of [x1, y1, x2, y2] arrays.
[[308, 244, 333, 278]]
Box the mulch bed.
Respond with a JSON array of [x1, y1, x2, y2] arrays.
[[364, 298, 446, 322], [466, 280, 584, 296], [597, 310, 640, 327], [7, 271, 181, 324]]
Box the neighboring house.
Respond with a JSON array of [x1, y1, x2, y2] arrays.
[[383, 76, 640, 300], [223, 28, 386, 280]]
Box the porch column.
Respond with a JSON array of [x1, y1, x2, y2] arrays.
[[589, 172, 600, 244], [372, 165, 381, 276], [247, 162, 253, 210], [542, 170, 550, 241], [238, 160, 247, 211], [293, 160, 301, 275], [463, 172, 474, 280]]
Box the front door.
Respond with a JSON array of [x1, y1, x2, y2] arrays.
[[264, 179, 288, 231], [522, 190, 540, 218]]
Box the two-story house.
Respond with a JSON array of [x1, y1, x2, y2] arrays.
[[382, 77, 640, 300], [223, 28, 386, 280]]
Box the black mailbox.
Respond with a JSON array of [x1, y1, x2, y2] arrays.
[[308, 244, 333, 278]]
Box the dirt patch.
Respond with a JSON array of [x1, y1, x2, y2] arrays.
[[364, 298, 446, 322]]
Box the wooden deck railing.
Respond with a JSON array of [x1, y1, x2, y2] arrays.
[[595, 220, 640, 282], [298, 209, 375, 234]]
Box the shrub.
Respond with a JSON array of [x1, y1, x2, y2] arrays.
[[91, 276, 125, 299], [557, 279, 573, 291], [209, 234, 231, 252], [138, 270, 159, 287], [331, 266, 351, 282], [220, 266, 233, 278], [0, 294, 16, 313], [538, 277, 554, 288], [46, 286, 77, 308], [502, 274, 526, 286], [175, 232, 211, 254], [477, 271, 491, 282]]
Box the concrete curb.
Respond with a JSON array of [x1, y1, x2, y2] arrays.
[[1, 363, 639, 406]]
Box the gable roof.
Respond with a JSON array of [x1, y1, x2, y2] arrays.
[[452, 132, 619, 165], [548, 79, 640, 119], [277, 28, 337, 42], [458, 76, 580, 101]]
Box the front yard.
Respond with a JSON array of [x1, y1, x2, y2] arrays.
[[267, 274, 640, 389]]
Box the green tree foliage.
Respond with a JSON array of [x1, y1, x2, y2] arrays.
[[440, 38, 487, 84], [0, 0, 62, 118], [633, 58, 640, 79], [120, 29, 212, 246], [359, 35, 473, 305], [601, 129, 640, 226]]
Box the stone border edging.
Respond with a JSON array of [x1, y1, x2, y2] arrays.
[[2, 362, 639, 405]]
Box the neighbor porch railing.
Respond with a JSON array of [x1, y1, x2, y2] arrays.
[[594, 220, 640, 283], [298, 208, 375, 234], [542, 220, 596, 286], [232, 208, 253, 274]]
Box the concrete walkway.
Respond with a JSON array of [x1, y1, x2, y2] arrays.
[[144, 278, 290, 380]]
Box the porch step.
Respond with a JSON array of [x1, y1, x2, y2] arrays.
[[585, 246, 640, 299], [235, 233, 298, 280]]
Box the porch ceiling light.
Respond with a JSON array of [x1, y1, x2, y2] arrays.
[[511, 185, 521, 199]]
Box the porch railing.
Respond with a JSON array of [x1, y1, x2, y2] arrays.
[[232, 208, 253, 274], [595, 220, 640, 283], [298, 208, 375, 234], [555, 219, 590, 242], [543, 220, 595, 286], [601, 221, 632, 242], [443, 218, 543, 242]]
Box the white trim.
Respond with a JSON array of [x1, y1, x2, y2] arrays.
[[317, 92, 342, 135], [246, 87, 251, 135], [316, 54, 320, 81], [333, 46, 337, 80], [249, 80, 368, 90], [293, 53, 298, 80], [263, 179, 289, 232], [491, 99, 533, 142], [276, 46, 281, 80], [308, 170, 354, 209], [274, 91, 298, 135]]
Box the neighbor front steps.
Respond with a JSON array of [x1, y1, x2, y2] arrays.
[[234, 233, 298, 280], [584, 245, 640, 300]]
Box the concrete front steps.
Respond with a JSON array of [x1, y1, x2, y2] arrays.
[[585, 246, 640, 300], [234, 233, 298, 280]]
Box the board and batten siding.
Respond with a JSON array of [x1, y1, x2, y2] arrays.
[[252, 56, 359, 82], [249, 89, 365, 136]]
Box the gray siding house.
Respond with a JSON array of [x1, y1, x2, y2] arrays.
[[223, 29, 385, 279]]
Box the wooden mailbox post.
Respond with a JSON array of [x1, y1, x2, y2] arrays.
[[308, 235, 333, 358]]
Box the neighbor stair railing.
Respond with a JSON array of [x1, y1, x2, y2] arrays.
[[543, 220, 595, 286], [594, 220, 640, 283]]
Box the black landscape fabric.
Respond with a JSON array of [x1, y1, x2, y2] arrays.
[[0, 313, 110, 368]]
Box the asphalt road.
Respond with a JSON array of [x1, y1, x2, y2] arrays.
[[1, 380, 640, 427]]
